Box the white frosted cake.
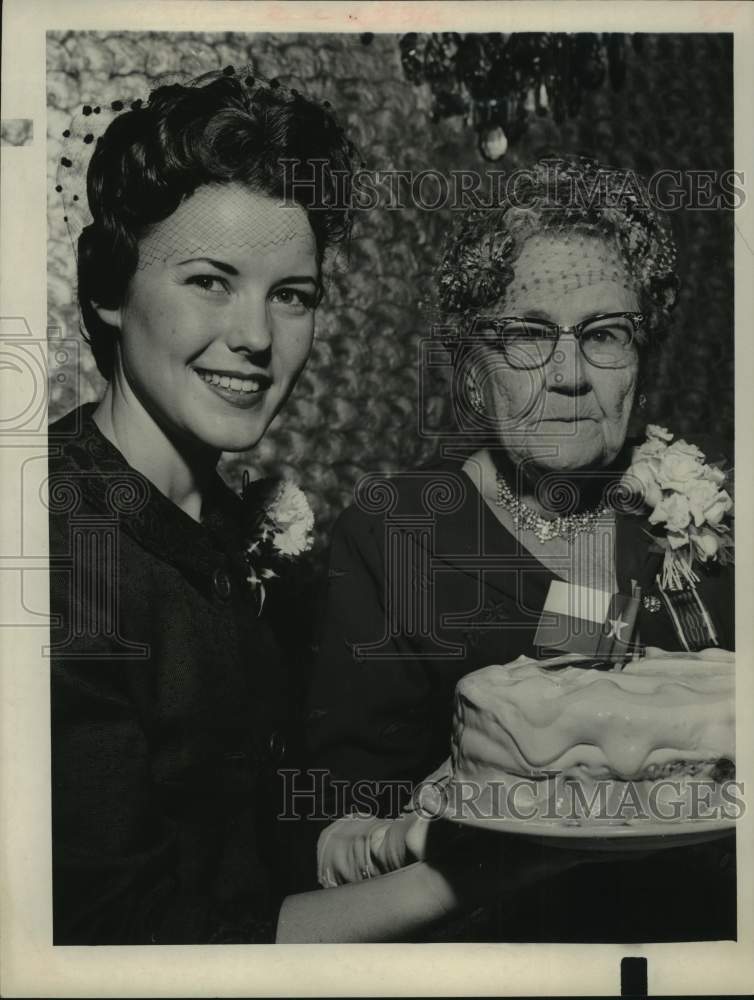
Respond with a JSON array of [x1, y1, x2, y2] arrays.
[[448, 654, 735, 825]]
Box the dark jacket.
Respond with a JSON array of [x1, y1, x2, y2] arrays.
[[49, 404, 295, 944], [305, 453, 736, 942]]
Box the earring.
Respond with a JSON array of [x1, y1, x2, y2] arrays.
[[638, 393, 647, 410], [465, 372, 485, 415]]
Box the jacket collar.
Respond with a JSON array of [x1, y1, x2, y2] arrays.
[[387, 461, 553, 608], [48, 403, 253, 591], [400, 457, 661, 600]]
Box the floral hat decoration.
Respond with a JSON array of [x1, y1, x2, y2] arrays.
[[436, 155, 680, 345]]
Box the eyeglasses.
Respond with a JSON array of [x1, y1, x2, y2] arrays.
[[468, 312, 644, 370]]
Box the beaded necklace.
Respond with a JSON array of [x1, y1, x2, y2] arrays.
[[495, 472, 612, 544]]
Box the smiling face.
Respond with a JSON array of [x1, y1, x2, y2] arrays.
[[471, 233, 640, 473], [96, 183, 319, 456]]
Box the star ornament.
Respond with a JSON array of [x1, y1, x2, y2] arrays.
[[607, 616, 629, 640]]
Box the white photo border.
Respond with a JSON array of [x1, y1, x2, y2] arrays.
[[1, 1, 753, 996]]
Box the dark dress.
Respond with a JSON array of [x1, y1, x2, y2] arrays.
[[49, 404, 299, 944], [305, 450, 736, 942]]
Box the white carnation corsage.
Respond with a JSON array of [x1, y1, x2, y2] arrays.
[[620, 425, 733, 651], [622, 424, 734, 590], [242, 477, 315, 613]]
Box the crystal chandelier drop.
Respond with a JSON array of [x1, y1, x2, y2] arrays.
[[399, 32, 640, 161]]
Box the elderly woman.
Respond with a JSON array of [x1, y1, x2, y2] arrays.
[[306, 157, 735, 941], [51, 67, 554, 945]]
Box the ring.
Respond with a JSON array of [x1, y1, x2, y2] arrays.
[[359, 866, 371, 880]]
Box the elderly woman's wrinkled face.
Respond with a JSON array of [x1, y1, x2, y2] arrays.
[[471, 233, 640, 473], [97, 182, 319, 454]]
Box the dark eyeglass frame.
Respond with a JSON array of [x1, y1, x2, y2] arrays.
[[468, 311, 645, 370]]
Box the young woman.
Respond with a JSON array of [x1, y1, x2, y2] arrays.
[[49, 67, 564, 945]]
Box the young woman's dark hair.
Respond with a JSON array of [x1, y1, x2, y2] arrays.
[[77, 69, 357, 380]]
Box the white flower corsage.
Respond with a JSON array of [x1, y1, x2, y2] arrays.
[[621, 424, 734, 591], [242, 478, 315, 613]]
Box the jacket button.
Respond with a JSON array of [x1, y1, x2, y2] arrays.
[[212, 568, 232, 600], [268, 730, 286, 763]]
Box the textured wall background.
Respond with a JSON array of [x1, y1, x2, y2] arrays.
[[47, 31, 734, 553]]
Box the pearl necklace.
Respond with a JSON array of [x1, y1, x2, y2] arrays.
[[495, 473, 612, 544]]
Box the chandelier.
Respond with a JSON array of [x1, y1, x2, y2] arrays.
[[399, 32, 640, 160]]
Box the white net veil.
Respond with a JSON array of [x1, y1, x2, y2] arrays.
[[135, 183, 317, 269], [54, 65, 356, 270]]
